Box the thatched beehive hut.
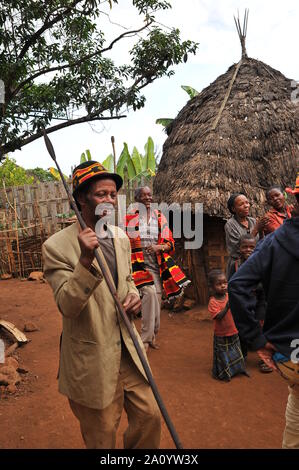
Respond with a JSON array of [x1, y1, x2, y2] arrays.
[[154, 14, 299, 304]]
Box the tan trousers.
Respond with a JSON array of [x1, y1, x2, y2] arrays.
[[68, 346, 161, 449], [282, 384, 299, 449], [140, 271, 162, 345]]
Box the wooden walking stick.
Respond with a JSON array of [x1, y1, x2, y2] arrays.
[[43, 130, 183, 449]]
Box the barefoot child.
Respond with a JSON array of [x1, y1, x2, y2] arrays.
[[208, 269, 248, 381]]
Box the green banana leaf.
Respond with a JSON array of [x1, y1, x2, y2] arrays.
[[143, 137, 156, 175], [48, 167, 68, 181], [156, 118, 173, 128], [131, 147, 142, 176], [141, 154, 147, 172], [181, 85, 199, 99], [129, 169, 152, 182], [126, 152, 137, 181], [80, 149, 92, 163], [101, 154, 114, 172], [116, 143, 130, 179]]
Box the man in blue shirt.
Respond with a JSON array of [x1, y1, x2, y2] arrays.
[[229, 174, 299, 449]]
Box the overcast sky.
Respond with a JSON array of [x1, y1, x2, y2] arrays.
[[11, 0, 299, 175]]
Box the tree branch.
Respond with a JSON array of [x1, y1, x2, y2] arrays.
[[18, 0, 83, 60], [0, 113, 126, 155], [2, 70, 152, 156], [10, 21, 152, 101], [99, 20, 152, 55]]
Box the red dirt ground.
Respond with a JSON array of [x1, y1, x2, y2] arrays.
[[0, 279, 288, 449]]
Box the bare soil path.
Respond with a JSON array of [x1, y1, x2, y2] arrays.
[[0, 279, 287, 449]]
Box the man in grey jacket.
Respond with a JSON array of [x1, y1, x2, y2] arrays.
[[43, 161, 161, 449]]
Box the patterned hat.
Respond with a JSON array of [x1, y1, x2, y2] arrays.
[[72, 160, 123, 197], [285, 172, 299, 195]]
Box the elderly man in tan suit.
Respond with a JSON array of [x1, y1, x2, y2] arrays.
[[42, 161, 161, 449]]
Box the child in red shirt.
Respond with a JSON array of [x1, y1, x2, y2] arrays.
[[263, 186, 293, 235], [208, 269, 248, 381]]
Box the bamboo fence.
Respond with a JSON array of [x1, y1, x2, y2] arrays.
[[0, 178, 153, 278]]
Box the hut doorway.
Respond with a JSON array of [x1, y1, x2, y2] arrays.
[[175, 214, 228, 306]]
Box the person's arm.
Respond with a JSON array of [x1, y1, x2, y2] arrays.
[[147, 211, 175, 255], [42, 232, 103, 319], [224, 219, 242, 257], [250, 225, 259, 238], [215, 301, 230, 320], [160, 243, 172, 253], [251, 216, 267, 238], [146, 243, 171, 254], [261, 212, 275, 235], [254, 283, 267, 320], [208, 298, 229, 321], [228, 238, 274, 350]]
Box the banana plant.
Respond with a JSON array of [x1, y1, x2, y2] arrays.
[[143, 137, 156, 175], [101, 154, 114, 172], [48, 167, 69, 181], [116, 137, 156, 183], [116, 143, 131, 179], [79, 137, 157, 184], [156, 118, 174, 127], [156, 85, 199, 132], [80, 149, 92, 163], [181, 85, 199, 99]]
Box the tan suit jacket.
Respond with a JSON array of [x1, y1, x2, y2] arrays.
[[42, 222, 147, 409]]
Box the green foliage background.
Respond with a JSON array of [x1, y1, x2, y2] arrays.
[[0, 156, 34, 187], [0, 0, 198, 158]]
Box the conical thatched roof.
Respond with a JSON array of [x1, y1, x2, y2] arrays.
[[154, 57, 299, 218]]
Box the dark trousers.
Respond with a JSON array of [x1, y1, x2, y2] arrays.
[[239, 336, 248, 358]]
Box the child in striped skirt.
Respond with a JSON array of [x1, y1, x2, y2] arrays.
[[208, 269, 249, 381]]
